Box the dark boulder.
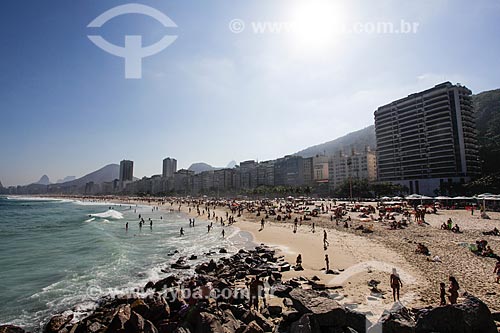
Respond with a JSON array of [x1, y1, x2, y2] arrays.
[[0, 326, 25, 333], [369, 302, 415, 333], [289, 288, 366, 333], [144, 294, 170, 324], [290, 314, 318, 333], [153, 275, 179, 291], [241, 321, 263, 333], [45, 313, 74, 333], [415, 294, 496, 333], [106, 304, 131, 333]]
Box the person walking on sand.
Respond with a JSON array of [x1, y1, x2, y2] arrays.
[[222, 229, 225, 239], [180, 227, 184, 236], [325, 254, 330, 272], [448, 276, 459, 304], [390, 268, 403, 302], [323, 230, 329, 248], [311, 222, 315, 233]]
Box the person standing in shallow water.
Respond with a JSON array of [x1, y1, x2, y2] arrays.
[[390, 268, 403, 302]]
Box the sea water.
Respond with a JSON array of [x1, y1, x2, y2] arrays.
[[0, 196, 251, 331]]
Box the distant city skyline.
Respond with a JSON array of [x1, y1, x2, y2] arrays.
[[1, 0, 499, 186]]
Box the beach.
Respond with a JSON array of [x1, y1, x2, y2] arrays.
[[5, 195, 500, 331]]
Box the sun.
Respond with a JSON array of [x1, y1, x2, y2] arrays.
[[289, 1, 347, 50]]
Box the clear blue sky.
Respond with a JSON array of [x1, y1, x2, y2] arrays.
[[1, 0, 499, 186]]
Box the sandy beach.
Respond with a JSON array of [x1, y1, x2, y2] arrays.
[[174, 199, 500, 318]]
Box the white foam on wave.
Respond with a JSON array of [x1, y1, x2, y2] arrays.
[[90, 210, 124, 220], [6, 196, 69, 202], [84, 217, 96, 223]]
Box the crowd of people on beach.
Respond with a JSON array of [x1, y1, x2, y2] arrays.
[[72, 194, 500, 310]]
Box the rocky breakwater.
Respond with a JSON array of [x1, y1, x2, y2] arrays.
[[1, 245, 499, 333]]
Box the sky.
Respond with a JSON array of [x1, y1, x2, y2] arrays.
[[0, 0, 499, 186]]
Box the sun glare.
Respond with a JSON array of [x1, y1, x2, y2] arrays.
[[290, 1, 347, 50]]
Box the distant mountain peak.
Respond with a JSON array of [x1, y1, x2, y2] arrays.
[[226, 160, 237, 169], [56, 176, 76, 184], [57, 164, 120, 186], [35, 175, 51, 185], [188, 162, 218, 174]]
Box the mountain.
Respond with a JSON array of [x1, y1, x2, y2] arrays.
[[35, 175, 51, 185], [56, 176, 76, 183], [226, 160, 237, 169], [473, 88, 500, 175], [188, 162, 219, 174], [295, 125, 376, 158], [58, 164, 119, 187]]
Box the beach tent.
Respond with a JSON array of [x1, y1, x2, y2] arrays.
[[380, 196, 391, 201], [434, 196, 451, 200], [392, 196, 403, 200], [406, 194, 423, 200]]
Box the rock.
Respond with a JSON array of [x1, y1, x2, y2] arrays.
[[221, 309, 242, 333], [143, 320, 158, 333], [280, 264, 291, 272], [290, 314, 317, 333], [144, 294, 170, 324], [196, 312, 224, 333], [283, 298, 294, 307], [0, 326, 25, 333], [219, 248, 228, 254], [106, 304, 131, 333], [87, 322, 103, 333], [369, 302, 415, 333], [144, 281, 155, 290], [188, 255, 198, 260], [171, 263, 191, 269], [268, 305, 283, 317], [288, 288, 366, 333], [367, 280, 380, 287], [271, 284, 292, 298], [242, 321, 263, 333], [127, 311, 145, 332], [153, 275, 179, 291], [45, 313, 74, 333], [282, 310, 301, 324], [415, 294, 497, 333], [131, 299, 150, 318]]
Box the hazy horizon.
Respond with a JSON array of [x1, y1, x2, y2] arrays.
[[1, 0, 499, 187]]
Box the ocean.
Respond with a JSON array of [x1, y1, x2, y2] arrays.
[[0, 196, 250, 332]]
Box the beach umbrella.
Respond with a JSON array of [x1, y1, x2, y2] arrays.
[[406, 194, 422, 200], [392, 196, 403, 200], [434, 196, 451, 200], [452, 196, 473, 200], [381, 196, 391, 201]]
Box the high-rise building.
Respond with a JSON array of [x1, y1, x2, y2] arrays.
[[312, 155, 329, 183], [374, 82, 480, 195], [119, 160, 134, 182], [239, 160, 258, 189], [274, 156, 305, 186], [162, 158, 177, 178], [328, 149, 377, 189]]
